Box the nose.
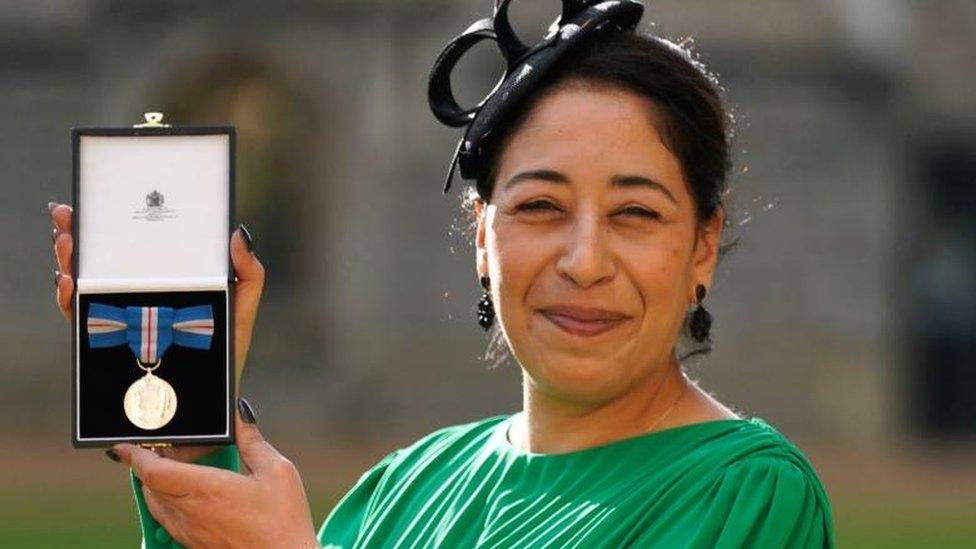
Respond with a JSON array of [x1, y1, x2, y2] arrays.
[[555, 210, 616, 288]]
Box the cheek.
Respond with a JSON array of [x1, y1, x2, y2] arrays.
[[486, 220, 552, 308], [623, 240, 690, 317]]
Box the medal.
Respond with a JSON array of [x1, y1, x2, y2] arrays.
[[87, 303, 215, 430], [123, 359, 178, 430]]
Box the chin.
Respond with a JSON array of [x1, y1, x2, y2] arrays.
[[526, 355, 632, 404]]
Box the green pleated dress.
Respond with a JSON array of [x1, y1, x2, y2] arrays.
[[133, 414, 835, 548]]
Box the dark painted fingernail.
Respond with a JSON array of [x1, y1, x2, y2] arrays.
[[105, 448, 121, 462], [54, 270, 61, 288], [238, 397, 257, 424], [47, 201, 58, 213], [238, 224, 254, 253]]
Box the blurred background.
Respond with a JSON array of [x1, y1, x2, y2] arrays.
[[4, 0, 975, 546]]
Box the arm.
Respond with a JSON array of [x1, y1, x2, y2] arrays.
[[131, 446, 240, 549]]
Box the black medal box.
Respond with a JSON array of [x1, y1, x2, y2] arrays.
[[71, 114, 236, 448]]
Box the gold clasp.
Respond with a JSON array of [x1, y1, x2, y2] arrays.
[[139, 442, 173, 455], [134, 112, 171, 128]]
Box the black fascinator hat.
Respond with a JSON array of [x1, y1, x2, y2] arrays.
[[428, 0, 645, 195]]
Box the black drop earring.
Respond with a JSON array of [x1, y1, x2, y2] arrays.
[[476, 275, 495, 331], [689, 284, 712, 343]]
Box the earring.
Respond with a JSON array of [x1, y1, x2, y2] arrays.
[[690, 284, 712, 343], [476, 275, 495, 331]]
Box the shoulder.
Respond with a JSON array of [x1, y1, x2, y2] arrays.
[[716, 419, 826, 481], [696, 419, 836, 547], [700, 418, 830, 499]]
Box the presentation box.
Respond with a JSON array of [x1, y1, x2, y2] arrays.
[[71, 115, 236, 447]]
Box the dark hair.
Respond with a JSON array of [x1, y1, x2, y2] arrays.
[[471, 30, 735, 234], [462, 30, 739, 365]]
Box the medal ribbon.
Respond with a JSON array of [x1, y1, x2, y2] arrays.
[[86, 303, 215, 362]]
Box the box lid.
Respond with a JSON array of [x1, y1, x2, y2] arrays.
[[74, 130, 232, 292]]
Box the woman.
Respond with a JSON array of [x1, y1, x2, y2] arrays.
[[48, 1, 835, 547]]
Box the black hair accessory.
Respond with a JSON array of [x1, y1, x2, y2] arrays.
[[428, 0, 644, 194]]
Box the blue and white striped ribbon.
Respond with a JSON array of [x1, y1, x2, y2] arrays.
[[86, 303, 215, 363]]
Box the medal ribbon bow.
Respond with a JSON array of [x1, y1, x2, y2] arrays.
[[86, 303, 215, 363]]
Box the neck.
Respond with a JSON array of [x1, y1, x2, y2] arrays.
[[512, 354, 689, 454]]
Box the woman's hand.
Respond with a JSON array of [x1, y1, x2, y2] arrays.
[[111, 400, 321, 549], [48, 201, 266, 462]]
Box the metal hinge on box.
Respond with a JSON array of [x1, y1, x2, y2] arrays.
[[134, 112, 171, 128], [139, 442, 173, 455]]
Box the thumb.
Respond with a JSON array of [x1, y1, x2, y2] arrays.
[[234, 397, 282, 477]]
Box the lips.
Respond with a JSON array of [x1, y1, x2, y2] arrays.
[[538, 305, 631, 337]]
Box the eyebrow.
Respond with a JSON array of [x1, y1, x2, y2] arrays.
[[503, 169, 678, 205]]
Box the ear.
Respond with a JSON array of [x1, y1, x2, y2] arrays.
[[690, 206, 725, 300], [474, 198, 489, 279]]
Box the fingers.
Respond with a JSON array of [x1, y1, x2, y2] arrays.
[[141, 484, 183, 538], [53, 227, 72, 275], [233, 398, 289, 478], [50, 202, 72, 233], [55, 271, 73, 321], [142, 481, 197, 547], [49, 203, 74, 320], [230, 225, 264, 333], [230, 225, 264, 386], [112, 443, 238, 498]]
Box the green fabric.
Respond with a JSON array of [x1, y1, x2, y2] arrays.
[[317, 415, 835, 548], [132, 445, 239, 549], [130, 415, 835, 548]]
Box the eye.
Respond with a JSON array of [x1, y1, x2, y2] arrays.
[[516, 200, 560, 213], [615, 206, 660, 220]]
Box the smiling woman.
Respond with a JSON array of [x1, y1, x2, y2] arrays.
[[49, 1, 835, 547], [325, 0, 835, 543]]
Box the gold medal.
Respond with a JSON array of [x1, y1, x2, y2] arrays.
[[123, 358, 178, 430]]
